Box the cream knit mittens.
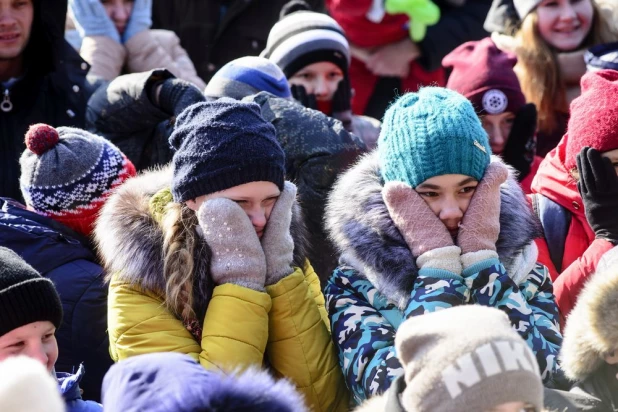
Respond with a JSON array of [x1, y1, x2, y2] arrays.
[[198, 198, 266, 291]]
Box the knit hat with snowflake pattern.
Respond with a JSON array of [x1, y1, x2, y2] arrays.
[[19, 124, 136, 236]]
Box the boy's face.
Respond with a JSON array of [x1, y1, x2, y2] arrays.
[[0, 0, 34, 61], [0, 321, 58, 373]]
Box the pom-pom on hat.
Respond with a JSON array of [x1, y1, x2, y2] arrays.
[[169, 99, 285, 203], [443, 37, 526, 115], [261, 8, 350, 78], [204, 56, 292, 100], [378, 87, 491, 188], [19, 124, 136, 236], [564, 70, 618, 171], [0, 247, 63, 337]]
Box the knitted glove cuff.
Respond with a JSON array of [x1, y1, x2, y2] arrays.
[[461, 250, 499, 273], [416, 245, 463, 275], [159, 78, 205, 117]]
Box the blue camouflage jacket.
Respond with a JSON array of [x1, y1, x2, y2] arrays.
[[323, 153, 563, 404]]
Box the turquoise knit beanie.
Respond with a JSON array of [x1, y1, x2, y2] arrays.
[[378, 87, 491, 188]]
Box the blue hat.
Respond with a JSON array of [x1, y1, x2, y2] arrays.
[[169, 99, 285, 202], [204, 56, 292, 100], [378, 88, 491, 188], [585, 42, 618, 72]]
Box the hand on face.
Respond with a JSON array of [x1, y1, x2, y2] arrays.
[[457, 162, 508, 255]]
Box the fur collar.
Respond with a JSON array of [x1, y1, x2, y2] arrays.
[[94, 166, 308, 306], [325, 152, 542, 308], [560, 247, 618, 381]]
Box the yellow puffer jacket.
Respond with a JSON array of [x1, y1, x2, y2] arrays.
[[99, 170, 349, 411], [108, 262, 348, 411]]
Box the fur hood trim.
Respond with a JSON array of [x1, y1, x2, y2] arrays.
[[94, 166, 308, 298], [560, 247, 618, 381], [325, 152, 542, 308]]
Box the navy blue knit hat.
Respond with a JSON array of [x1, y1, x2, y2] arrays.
[[169, 100, 285, 203]]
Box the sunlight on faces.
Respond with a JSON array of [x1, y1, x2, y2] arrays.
[[536, 0, 593, 52], [0, 0, 33, 60], [0, 321, 58, 373], [481, 112, 516, 155], [186, 181, 281, 238], [415, 174, 479, 238], [289, 61, 344, 101], [101, 0, 134, 36]]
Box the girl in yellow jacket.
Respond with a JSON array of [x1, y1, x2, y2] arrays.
[[94, 99, 349, 412], [67, 0, 205, 88]]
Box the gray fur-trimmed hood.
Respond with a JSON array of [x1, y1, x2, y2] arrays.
[[325, 152, 542, 308], [94, 166, 308, 304], [560, 247, 618, 381]]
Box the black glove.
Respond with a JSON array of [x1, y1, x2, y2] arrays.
[[503, 103, 537, 181], [331, 77, 354, 132], [290, 84, 317, 110], [577, 147, 618, 244], [157, 78, 206, 117]]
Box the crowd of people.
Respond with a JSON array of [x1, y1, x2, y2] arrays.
[[0, 0, 618, 411]]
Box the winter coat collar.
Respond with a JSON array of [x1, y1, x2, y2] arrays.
[[531, 136, 595, 241], [560, 246, 618, 382], [325, 152, 542, 308], [94, 166, 308, 307]]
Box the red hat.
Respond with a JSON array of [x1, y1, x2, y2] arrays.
[[565, 70, 618, 170], [442, 38, 526, 115]]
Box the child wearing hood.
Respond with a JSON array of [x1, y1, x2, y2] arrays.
[[324, 87, 562, 404], [531, 70, 618, 325]]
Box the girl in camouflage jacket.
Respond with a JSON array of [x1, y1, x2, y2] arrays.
[[324, 88, 563, 404]]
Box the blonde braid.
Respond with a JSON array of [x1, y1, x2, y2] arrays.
[[161, 202, 200, 321]]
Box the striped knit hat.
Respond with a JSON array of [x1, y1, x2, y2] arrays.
[[261, 10, 350, 78], [19, 124, 136, 236], [204, 56, 292, 100]]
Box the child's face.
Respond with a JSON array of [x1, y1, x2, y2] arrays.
[[289, 61, 344, 101], [101, 0, 134, 36], [536, 0, 594, 52], [415, 174, 479, 238], [480, 112, 516, 155], [186, 181, 281, 239], [0, 321, 58, 373]]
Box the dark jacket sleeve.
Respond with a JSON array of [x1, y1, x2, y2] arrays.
[[418, 0, 492, 71], [47, 259, 112, 402], [85, 69, 176, 169]]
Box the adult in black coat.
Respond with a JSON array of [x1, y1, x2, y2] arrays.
[[151, 0, 324, 82], [0, 198, 111, 402], [87, 69, 206, 171], [0, 0, 95, 201]]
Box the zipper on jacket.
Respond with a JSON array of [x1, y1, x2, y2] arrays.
[[1, 89, 12, 112]]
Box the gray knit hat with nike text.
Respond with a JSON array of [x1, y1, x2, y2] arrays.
[[394, 305, 544, 412]]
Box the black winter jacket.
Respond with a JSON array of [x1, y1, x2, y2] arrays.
[[0, 198, 111, 402], [245, 92, 366, 282], [419, 0, 493, 71], [86, 69, 187, 170], [0, 0, 95, 201], [151, 0, 324, 82]]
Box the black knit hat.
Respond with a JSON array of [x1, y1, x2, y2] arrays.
[[0, 247, 63, 337], [169, 99, 285, 203]]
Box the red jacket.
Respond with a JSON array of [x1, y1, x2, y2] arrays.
[[326, 0, 491, 114], [326, 0, 444, 115], [531, 138, 613, 326]]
